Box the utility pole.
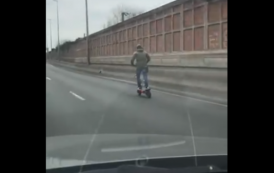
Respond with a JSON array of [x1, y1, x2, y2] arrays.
[[53, 0, 60, 59], [48, 19, 53, 51], [85, 0, 91, 65]]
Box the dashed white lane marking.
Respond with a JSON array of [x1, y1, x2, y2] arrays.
[[101, 140, 186, 153], [46, 77, 51, 80], [69, 91, 85, 101]]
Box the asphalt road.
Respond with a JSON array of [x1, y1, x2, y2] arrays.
[[46, 63, 227, 165]]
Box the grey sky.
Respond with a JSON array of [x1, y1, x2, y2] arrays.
[[46, 0, 175, 48]]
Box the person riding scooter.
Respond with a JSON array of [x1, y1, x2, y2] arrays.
[[130, 44, 151, 91]]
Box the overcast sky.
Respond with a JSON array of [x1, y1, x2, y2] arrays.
[[46, 0, 175, 49]]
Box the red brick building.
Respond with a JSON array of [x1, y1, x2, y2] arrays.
[[67, 0, 227, 58]]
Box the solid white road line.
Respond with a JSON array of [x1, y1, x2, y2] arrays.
[[69, 91, 85, 101], [101, 140, 186, 153], [79, 113, 106, 172], [98, 76, 227, 108], [46, 77, 51, 80], [186, 110, 198, 166], [154, 90, 227, 108]]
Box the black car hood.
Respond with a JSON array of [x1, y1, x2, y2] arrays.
[[46, 134, 227, 169]]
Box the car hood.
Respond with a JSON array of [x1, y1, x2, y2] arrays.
[[46, 134, 227, 169]]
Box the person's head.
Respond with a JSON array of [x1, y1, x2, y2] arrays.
[[136, 44, 143, 52]]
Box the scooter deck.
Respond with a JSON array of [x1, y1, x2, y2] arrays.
[[138, 89, 149, 93], [137, 89, 152, 98]]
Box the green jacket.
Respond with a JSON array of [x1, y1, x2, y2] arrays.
[[130, 49, 151, 69]]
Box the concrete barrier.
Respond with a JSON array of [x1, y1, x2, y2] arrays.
[[72, 51, 227, 68], [48, 55, 227, 105]]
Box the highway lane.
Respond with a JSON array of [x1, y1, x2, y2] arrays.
[[46, 63, 227, 164]]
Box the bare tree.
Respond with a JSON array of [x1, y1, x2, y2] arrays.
[[60, 39, 71, 45], [103, 4, 144, 28], [107, 19, 113, 27], [53, 39, 73, 52]]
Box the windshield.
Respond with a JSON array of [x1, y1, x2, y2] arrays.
[[46, 0, 227, 170]]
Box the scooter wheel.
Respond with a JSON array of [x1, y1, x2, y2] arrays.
[[137, 90, 141, 96], [146, 91, 151, 98]]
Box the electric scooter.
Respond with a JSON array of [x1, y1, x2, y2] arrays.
[[136, 71, 151, 98]]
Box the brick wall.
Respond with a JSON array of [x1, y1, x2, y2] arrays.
[[65, 0, 227, 58]]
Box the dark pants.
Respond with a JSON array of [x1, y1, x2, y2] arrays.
[[136, 67, 149, 89]]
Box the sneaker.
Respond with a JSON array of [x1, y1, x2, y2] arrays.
[[145, 87, 150, 90]]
